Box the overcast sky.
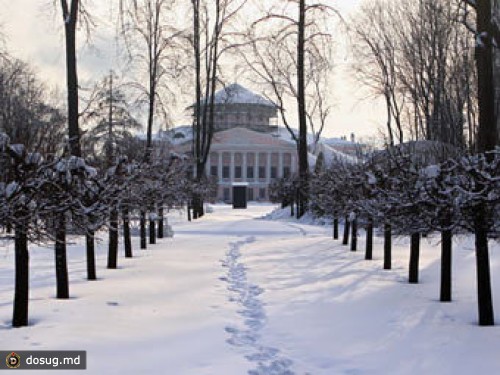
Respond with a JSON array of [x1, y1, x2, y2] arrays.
[[0, 0, 386, 141]]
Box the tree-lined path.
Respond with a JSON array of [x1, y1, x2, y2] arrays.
[[1, 205, 499, 374]]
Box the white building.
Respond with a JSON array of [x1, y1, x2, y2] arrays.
[[206, 127, 298, 201], [171, 83, 360, 202], [174, 84, 298, 202]]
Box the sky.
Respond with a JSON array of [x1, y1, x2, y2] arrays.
[[0, 0, 386, 141]]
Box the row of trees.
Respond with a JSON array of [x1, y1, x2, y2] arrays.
[[1, 0, 227, 329], [0, 128, 216, 327], [302, 143, 498, 326]]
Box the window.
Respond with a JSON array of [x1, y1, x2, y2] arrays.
[[259, 166, 266, 179], [210, 166, 218, 177], [248, 188, 254, 201], [247, 166, 254, 179], [283, 167, 291, 178], [234, 166, 242, 179], [270, 166, 277, 179], [223, 188, 230, 201], [259, 188, 266, 199], [222, 166, 230, 179]]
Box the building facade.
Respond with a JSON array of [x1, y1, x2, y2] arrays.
[[177, 84, 298, 202], [206, 127, 297, 202]]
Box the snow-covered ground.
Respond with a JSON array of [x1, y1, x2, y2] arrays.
[[1, 204, 500, 374]]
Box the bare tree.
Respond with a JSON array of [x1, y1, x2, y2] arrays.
[[58, 0, 93, 157], [119, 0, 185, 246], [243, 0, 334, 217], [350, 0, 405, 146], [457, 0, 499, 326], [81, 71, 141, 165], [352, 0, 476, 150], [119, 0, 184, 161], [190, 0, 248, 218], [0, 56, 66, 156]]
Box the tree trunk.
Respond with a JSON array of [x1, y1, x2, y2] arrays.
[[192, 1, 205, 222], [365, 219, 373, 260], [333, 216, 339, 240], [145, 89, 156, 162], [474, 208, 494, 325], [63, 2, 81, 157], [383, 224, 392, 270], [193, 198, 199, 220], [187, 203, 192, 222], [13, 223, 29, 327], [55, 213, 69, 299], [350, 218, 357, 252], [342, 216, 350, 246], [474, 1, 495, 326], [140, 210, 147, 249], [476, 0, 499, 153], [86, 231, 96, 280], [409, 233, 420, 284], [157, 206, 164, 239], [107, 209, 118, 269], [193, 189, 205, 220], [295, 189, 300, 219], [297, 0, 309, 218], [440, 229, 452, 302], [123, 208, 132, 258], [149, 212, 156, 245]]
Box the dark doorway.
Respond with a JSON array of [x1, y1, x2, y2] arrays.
[[233, 185, 248, 209]]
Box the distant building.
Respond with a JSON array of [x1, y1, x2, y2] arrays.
[[176, 84, 299, 202], [170, 83, 362, 203], [198, 83, 280, 133]]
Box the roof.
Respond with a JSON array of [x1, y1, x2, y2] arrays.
[[211, 127, 295, 149], [209, 83, 277, 108]]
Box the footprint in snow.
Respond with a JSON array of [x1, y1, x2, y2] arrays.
[[221, 237, 295, 375]]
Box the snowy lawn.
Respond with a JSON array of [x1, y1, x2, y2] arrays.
[[1, 204, 500, 374]]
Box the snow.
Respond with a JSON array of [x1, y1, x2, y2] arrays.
[[367, 172, 377, 185], [9, 144, 25, 158], [423, 165, 440, 179], [1, 205, 500, 374], [5, 182, 19, 198], [212, 84, 277, 107]]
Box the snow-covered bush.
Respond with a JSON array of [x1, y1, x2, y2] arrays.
[[269, 175, 298, 207]]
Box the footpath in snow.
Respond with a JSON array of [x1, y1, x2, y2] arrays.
[[1, 204, 499, 374]]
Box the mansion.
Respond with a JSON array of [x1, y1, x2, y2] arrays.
[[174, 84, 298, 202], [170, 83, 358, 203], [205, 127, 298, 201]]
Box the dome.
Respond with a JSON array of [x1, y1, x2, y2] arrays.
[[207, 83, 277, 108]]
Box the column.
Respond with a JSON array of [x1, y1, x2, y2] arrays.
[[243, 152, 247, 181], [218, 152, 223, 180], [206, 154, 211, 176], [278, 152, 284, 178], [230, 152, 235, 182], [266, 152, 272, 183], [255, 152, 259, 182]]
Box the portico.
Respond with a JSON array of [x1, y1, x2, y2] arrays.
[[205, 127, 297, 201]]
